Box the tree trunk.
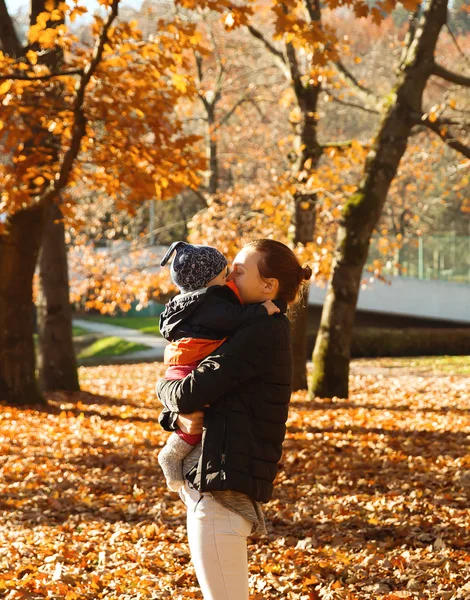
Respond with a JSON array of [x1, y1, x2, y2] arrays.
[[289, 79, 322, 390], [0, 0, 22, 57], [206, 103, 219, 195], [0, 207, 46, 405], [310, 0, 448, 399], [37, 204, 80, 391], [0, 0, 66, 405], [288, 283, 311, 389]]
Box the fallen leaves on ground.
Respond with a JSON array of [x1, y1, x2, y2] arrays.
[[1, 359, 469, 599]]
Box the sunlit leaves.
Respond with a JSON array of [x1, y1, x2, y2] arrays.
[[0, 359, 468, 598], [0, 5, 206, 221]]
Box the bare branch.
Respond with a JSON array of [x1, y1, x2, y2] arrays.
[[320, 140, 354, 149], [0, 69, 84, 81], [401, 4, 421, 61], [0, 0, 22, 57], [35, 0, 120, 208], [214, 56, 231, 99], [188, 187, 208, 206], [412, 113, 470, 159], [214, 93, 252, 131], [446, 23, 470, 68], [334, 59, 381, 111], [194, 50, 204, 83], [434, 116, 469, 127], [197, 90, 211, 113], [328, 93, 380, 115], [432, 62, 470, 87], [285, 42, 303, 99], [246, 98, 270, 123], [246, 25, 285, 63]]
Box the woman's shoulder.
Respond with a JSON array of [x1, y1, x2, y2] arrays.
[[234, 312, 291, 350]]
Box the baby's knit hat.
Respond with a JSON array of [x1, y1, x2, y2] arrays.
[[160, 241, 228, 293]]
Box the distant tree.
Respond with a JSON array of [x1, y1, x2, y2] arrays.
[[310, 0, 470, 399], [0, 0, 205, 404]]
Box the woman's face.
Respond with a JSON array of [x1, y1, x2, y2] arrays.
[[228, 247, 278, 304]]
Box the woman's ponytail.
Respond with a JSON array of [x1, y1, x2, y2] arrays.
[[299, 264, 313, 284]]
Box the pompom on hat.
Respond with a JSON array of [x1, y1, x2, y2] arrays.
[[160, 241, 228, 293]]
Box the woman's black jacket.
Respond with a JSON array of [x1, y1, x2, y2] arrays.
[[156, 311, 292, 503]]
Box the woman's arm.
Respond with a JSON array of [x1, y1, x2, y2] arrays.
[[156, 317, 276, 414], [158, 408, 179, 431], [158, 407, 204, 433]]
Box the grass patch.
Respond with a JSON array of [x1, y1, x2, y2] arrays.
[[73, 326, 92, 337], [84, 315, 161, 336], [78, 336, 151, 359], [369, 355, 470, 375]]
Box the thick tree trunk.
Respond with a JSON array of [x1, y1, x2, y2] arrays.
[[0, 0, 22, 57], [289, 81, 321, 390], [37, 204, 80, 391], [0, 0, 65, 405], [0, 207, 45, 405], [310, 0, 448, 399]]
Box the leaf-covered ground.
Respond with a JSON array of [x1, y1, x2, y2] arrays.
[[1, 358, 469, 600]]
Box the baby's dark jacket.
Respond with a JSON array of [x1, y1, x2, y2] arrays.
[[159, 284, 276, 342]]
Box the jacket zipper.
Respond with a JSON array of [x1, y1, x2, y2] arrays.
[[220, 405, 229, 489]]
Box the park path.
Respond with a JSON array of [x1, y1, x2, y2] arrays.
[[73, 318, 168, 361]]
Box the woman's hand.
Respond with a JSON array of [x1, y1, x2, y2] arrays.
[[176, 411, 204, 435]]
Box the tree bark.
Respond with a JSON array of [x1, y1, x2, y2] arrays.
[[0, 0, 22, 57], [246, 18, 323, 390], [310, 0, 449, 399], [0, 207, 46, 405], [289, 81, 322, 390], [288, 283, 311, 390], [0, 1, 54, 406], [37, 204, 80, 391], [0, 0, 118, 405], [206, 102, 219, 194]]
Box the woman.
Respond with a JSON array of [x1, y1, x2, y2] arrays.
[[156, 239, 312, 600]]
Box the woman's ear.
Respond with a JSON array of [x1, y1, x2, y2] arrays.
[[262, 277, 279, 295]]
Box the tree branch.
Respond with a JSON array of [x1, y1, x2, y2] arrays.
[[303, 0, 321, 22], [35, 0, 120, 208], [334, 59, 381, 111], [446, 23, 470, 68], [320, 140, 355, 149], [214, 55, 230, 99], [194, 51, 204, 84], [328, 92, 380, 115], [412, 113, 470, 159], [246, 98, 270, 123], [286, 42, 303, 99], [246, 25, 285, 63], [432, 62, 470, 87], [0, 0, 22, 57], [0, 69, 84, 81], [214, 93, 252, 131]]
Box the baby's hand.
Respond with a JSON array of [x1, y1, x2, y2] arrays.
[[262, 300, 280, 316]]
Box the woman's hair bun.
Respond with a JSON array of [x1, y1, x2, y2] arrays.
[[300, 264, 313, 282]]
